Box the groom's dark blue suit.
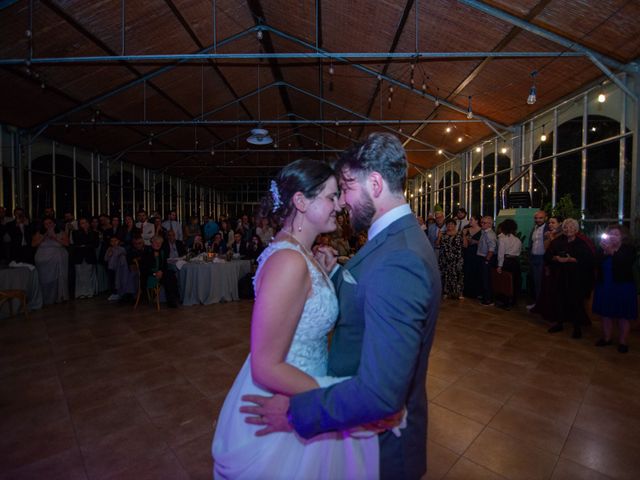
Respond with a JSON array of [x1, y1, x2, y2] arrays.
[[290, 212, 441, 479]]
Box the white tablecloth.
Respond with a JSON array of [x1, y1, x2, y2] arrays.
[[179, 260, 252, 306], [0, 266, 43, 318]]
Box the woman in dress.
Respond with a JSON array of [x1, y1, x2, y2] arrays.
[[592, 225, 638, 353], [437, 217, 464, 299], [462, 214, 482, 298], [32, 217, 70, 305], [545, 218, 595, 339], [212, 159, 379, 479], [531, 215, 563, 319]]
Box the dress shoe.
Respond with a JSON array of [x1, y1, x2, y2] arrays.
[[618, 344, 629, 354], [571, 328, 582, 339], [547, 324, 563, 333], [595, 338, 613, 347]]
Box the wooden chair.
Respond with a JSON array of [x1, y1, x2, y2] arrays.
[[0, 289, 29, 319], [132, 259, 161, 311]]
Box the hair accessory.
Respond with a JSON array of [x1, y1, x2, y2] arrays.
[[270, 180, 282, 212]]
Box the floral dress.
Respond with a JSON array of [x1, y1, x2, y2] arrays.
[[438, 232, 464, 298]]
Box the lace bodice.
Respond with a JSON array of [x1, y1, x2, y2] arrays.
[[254, 240, 339, 377]]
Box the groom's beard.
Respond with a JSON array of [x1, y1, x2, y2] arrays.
[[350, 190, 376, 232]]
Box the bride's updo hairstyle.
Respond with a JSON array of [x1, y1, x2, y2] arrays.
[[260, 158, 335, 225]]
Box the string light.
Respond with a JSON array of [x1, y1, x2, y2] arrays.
[[527, 71, 537, 105], [457, 137, 463, 143], [475, 147, 481, 153], [597, 92, 606, 103], [500, 146, 508, 154], [437, 149, 443, 155], [540, 124, 547, 142], [445, 125, 452, 133]]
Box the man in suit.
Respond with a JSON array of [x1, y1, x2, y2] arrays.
[[162, 228, 186, 259], [229, 232, 247, 257], [242, 132, 441, 479]]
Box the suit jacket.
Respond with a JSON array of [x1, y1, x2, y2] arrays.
[[71, 229, 99, 264], [162, 239, 186, 259], [289, 212, 441, 480]]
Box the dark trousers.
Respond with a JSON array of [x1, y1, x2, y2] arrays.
[[502, 256, 521, 305], [530, 254, 545, 301], [480, 255, 496, 302]]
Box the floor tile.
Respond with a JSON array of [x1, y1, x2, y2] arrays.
[[427, 403, 485, 455], [433, 385, 503, 424], [444, 457, 507, 480], [425, 440, 459, 480]]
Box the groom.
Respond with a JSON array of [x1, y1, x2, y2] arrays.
[[243, 132, 441, 479]]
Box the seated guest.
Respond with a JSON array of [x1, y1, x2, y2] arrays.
[[162, 210, 183, 242], [246, 234, 264, 261], [191, 234, 206, 255], [127, 236, 147, 267], [255, 217, 274, 246], [229, 232, 247, 257], [593, 225, 637, 353], [6, 207, 34, 264], [496, 219, 522, 309], [32, 217, 70, 305], [546, 218, 595, 338], [219, 220, 235, 248], [210, 232, 228, 255], [203, 216, 219, 243], [141, 235, 179, 308], [163, 229, 186, 259], [152, 216, 167, 240], [71, 217, 99, 299]]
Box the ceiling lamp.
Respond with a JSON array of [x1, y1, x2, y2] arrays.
[[527, 71, 538, 105], [597, 92, 606, 103], [247, 128, 273, 145]]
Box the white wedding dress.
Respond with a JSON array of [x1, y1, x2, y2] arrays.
[[212, 241, 379, 479]]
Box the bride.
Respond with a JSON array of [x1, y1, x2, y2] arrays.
[[212, 159, 379, 479]]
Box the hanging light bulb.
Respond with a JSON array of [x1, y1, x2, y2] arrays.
[[475, 147, 481, 153], [457, 137, 463, 143], [437, 149, 443, 155], [466, 96, 473, 119], [540, 124, 547, 142], [597, 92, 606, 103], [428, 173, 432, 178], [501, 146, 508, 154], [434, 96, 440, 107], [329, 63, 334, 92], [527, 71, 538, 105], [445, 126, 451, 133], [256, 30, 263, 41], [329, 64, 335, 76]]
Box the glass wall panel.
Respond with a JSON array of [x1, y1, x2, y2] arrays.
[[585, 142, 620, 219], [556, 99, 584, 153]]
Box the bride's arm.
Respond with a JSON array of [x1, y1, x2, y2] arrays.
[[250, 249, 319, 396]]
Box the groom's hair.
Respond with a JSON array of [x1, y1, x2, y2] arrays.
[[337, 132, 407, 194]]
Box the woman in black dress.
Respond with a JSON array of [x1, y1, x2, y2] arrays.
[[463, 214, 482, 298]]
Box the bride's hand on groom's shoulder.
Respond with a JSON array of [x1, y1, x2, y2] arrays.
[[240, 393, 293, 436], [313, 245, 338, 273]]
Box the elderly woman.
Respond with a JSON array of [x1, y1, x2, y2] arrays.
[[32, 217, 70, 304], [437, 217, 464, 299], [592, 225, 638, 353], [545, 218, 595, 338]]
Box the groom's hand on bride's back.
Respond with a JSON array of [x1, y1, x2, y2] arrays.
[[240, 394, 293, 436]]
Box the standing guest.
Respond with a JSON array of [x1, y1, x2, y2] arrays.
[[162, 209, 183, 242], [32, 217, 69, 304], [63, 211, 78, 237], [544, 215, 563, 250], [162, 229, 186, 259], [437, 218, 464, 299], [71, 217, 99, 299], [416, 215, 427, 232], [121, 214, 139, 250], [462, 214, 482, 298], [6, 207, 34, 264], [190, 234, 206, 255], [105, 235, 129, 301], [256, 217, 274, 246], [496, 219, 522, 309], [236, 214, 253, 242], [184, 216, 201, 248], [219, 220, 235, 248], [531, 215, 564, 319], [136, 210, 154, 246], [593, 225, 638, 353], [203, 215, 220, 243], [0, 206, 13, 263], [90, 216, 100, 233], [477, 216, 497, 306], [427, 211, 446, 254], [546, 218, 595, 339], [152, 216, 167, 240], [527, 210, 548, 309], [454, 207, 469, 232]]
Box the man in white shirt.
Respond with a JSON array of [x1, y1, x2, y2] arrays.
[[496, 218, 522, 309], [477, 216, 497, 306], [136, 209, 154, 246], [528, 210, 548, 308], [454, 208, 469, 232], [162, 210, 183, 242]]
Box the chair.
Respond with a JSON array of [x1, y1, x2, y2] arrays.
[[133, 259, 161, 311], [0, 289, 29, 319]]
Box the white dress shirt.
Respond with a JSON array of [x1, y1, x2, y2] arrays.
[[497, 233, 522, 267], [162, 220, 183, 241], [137, 221, 155, 245], [368, 204, 412, 241], [531, 224, 546, 255]]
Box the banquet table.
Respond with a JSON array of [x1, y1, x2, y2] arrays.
[[179, 259, 252, 306], [0, 265, 44, 318]]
